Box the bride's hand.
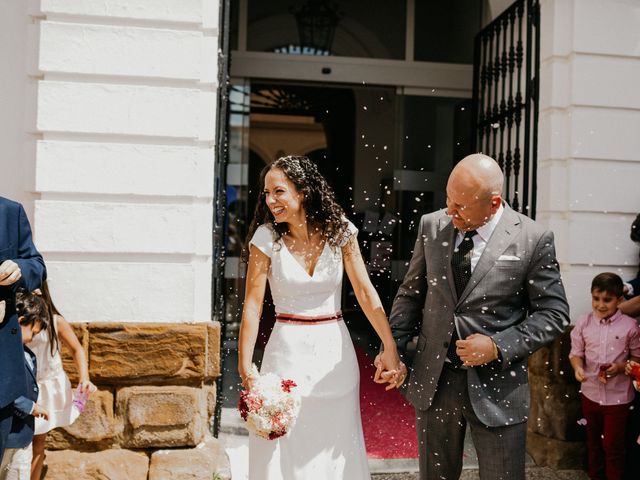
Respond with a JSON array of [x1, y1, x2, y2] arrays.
[[239, 365, 255, 391], [374, 349, 407, 391]]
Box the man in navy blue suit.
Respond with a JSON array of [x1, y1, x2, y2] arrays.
[[0, 197, 46, 463]]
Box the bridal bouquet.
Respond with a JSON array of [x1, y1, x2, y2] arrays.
[[238, 365, 301, 440]]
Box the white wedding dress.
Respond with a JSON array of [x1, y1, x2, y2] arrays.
[[248, 222, 370, 480]]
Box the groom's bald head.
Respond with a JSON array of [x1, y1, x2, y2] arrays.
[[446, 154, 504, 231], [451, 154, 504, 199]]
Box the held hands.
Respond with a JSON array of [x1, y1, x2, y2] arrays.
[[628, 361, 640, 392], [0, 260, 22, 286], [373, 348, 407, 391], [625, 360, 640, 381], [32, 404, 49, 421], [0, 300, 5, 323], [456, 334, 499, 367]]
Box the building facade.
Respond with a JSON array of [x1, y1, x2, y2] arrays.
[[0, 0, 638, 476], [0, 1, 227, 478]]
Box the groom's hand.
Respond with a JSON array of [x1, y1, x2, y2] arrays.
[[374, 353, 407, 390], [0, 260, 22, 286], [456, 334, 499, 367]]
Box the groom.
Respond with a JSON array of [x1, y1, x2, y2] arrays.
[[376, 154, 569, 479], [0, 197, 46, 463]]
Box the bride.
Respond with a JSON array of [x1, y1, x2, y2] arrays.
[[238, 155, 406, 479]]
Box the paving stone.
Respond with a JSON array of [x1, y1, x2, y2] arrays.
[[45, 449, 149, 480], [148, 434, 231, 480]]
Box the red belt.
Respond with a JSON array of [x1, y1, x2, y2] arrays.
[[276, 311, 343, 325]]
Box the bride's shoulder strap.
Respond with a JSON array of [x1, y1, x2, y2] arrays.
[[249, 223, 276, 258]]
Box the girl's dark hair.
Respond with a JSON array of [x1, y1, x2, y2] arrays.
[[16, 290, 51, 332], [243, 155, 351, 260], [40, 280, 61, 356], [591, 272, 624, 298]]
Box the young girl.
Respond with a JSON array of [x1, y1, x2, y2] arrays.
[[28, 280, 95, 480]]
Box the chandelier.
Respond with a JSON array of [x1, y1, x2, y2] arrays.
[[290, 0, 341, 54]]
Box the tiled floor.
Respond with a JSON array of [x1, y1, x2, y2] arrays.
[[371, 467, 589, 480], [220, 407, 588, 480]]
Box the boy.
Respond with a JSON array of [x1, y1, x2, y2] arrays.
[[0, 292, 49, 480], [570, 272, 640, 480]]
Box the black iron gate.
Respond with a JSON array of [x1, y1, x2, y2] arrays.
[[212, 0, 231, 438], [472, 0, 540, 218]]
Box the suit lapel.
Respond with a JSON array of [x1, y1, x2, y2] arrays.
[[456, 206, 522, 305], [438, 215, 458, 301]]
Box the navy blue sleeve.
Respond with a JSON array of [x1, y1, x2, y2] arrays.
[[12, 396, 34, 418], [13, 204, 46, 292]]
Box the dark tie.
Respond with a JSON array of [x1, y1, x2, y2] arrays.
[[447, 229, 478, 367]]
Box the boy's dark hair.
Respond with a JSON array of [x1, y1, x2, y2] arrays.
[[16, 290, 50, 331], [591, 272, 624, 298]]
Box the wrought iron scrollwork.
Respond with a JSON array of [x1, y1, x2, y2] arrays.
[[473, 0, 540, 218]]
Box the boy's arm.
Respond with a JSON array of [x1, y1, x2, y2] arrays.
[[568, 317, 587, 382], [569, 356, 586, 382]]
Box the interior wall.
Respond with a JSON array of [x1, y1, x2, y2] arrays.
[[352, 88, 397, 214]]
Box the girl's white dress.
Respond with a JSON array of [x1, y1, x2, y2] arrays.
[[248, 222, 370, 480], [29, 316, 80, 434]]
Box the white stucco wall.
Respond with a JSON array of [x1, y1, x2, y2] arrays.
[[0, 1, 37, 216], [537, 0, 640, 319], [18, 0, 220, 323]]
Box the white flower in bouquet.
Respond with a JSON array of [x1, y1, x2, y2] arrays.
[[238, 365, 301, 440]]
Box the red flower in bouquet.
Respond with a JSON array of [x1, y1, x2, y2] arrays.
[[281, 379, 297, 393], [237, 365, 301, 440]]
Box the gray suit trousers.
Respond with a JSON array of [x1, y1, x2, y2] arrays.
[[415, 363, 526, 480]]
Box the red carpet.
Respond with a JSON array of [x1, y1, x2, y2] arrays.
[[357, 347, 418, 459]]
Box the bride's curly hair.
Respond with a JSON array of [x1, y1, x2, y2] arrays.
[[243, 155, 351, 261]]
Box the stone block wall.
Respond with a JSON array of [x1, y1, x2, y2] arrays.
[[44, 322, 230, 480]]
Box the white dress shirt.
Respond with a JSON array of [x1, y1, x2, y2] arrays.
[[454, 203, 504, 272]]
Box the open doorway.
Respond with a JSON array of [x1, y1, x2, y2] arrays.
[[220, 79, 473, 458]]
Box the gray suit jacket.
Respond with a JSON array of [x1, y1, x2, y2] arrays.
[[389, 205, 569, 427]]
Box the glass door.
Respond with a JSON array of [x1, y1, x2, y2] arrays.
[[220, 80, 251, 409]]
